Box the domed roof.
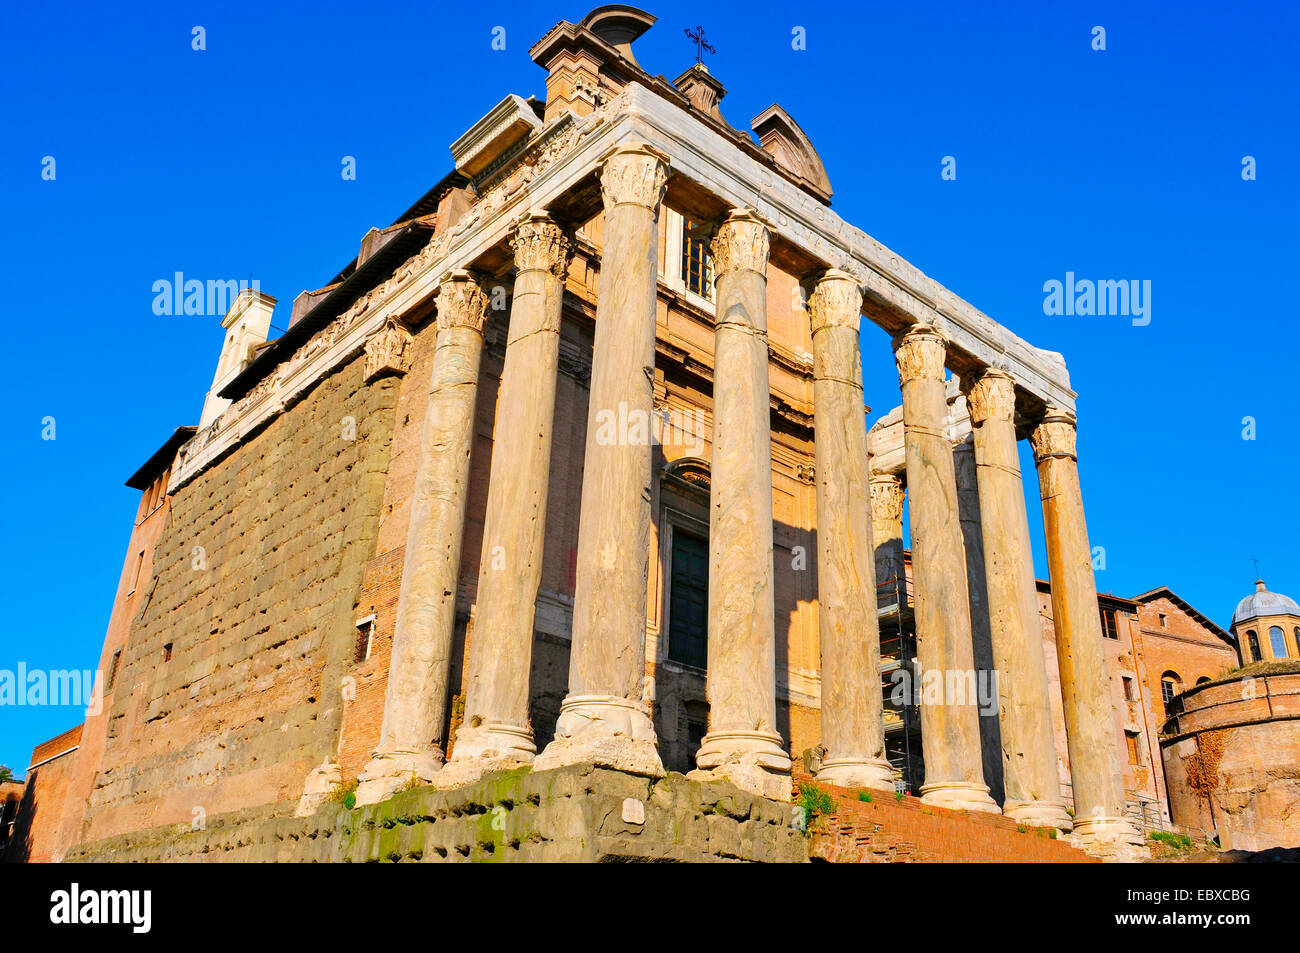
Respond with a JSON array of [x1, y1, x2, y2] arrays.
[[1232, 580, 1300, 627]]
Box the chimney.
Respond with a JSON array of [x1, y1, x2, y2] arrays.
[[199, 289, 277, 428]]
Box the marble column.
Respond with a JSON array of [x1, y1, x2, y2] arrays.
[[441, 214, 574, 786], [1031, 408, 1141, 852], [953, 429, 1005, 807], [893, 324, 998, 813], [807, 270, 893, 791], [533, 143, 668, 776], [691, 209, 792, 800], [356, 270, 489, 805], [869, 472, 906, 610], [964, 370, 1070, 828]]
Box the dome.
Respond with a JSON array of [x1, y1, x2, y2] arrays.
[[1232, 580, 1300, 627]]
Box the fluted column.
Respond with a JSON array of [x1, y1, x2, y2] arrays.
[[870, 472, 906, 609], [1031, 409, 1140, 853], [893, 324, 998, 813], [691, 209, 791, 800], [965, 370, 1070, 828], [807, 270, 893, 791], [534, 143, 668, 776], [356, 270, 489, 804], [441, 215, 574, 786]]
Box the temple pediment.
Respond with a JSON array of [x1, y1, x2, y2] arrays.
[[750, 104, 832, 203]]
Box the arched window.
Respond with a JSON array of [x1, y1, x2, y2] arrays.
[[1246, 630, 1260, 662], [1196, 676, 1211, 685], [1295, 628, 1300, 657], [1161, 672, 1182, 715], [1269, 626, 1288, 658]]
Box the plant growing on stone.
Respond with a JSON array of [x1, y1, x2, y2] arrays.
[[328, 777, 360, 810], [857, 790, 872, 803], [797, 783, 836, 827]]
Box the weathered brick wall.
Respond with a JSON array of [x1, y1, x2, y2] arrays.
[[78, 356, 399, 845], [6, 745, 81, 863], [1161, 671, 1300, 850], [798, 777, 1098, 863]]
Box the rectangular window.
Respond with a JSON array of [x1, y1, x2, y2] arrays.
[[355, 616, 376, 663], [106, 649, 122, 692], [1125, 731, 1141, 765], [1100, 607, 1119, 639], [1122, 676, 1134, 701], [681, 219, 714, 301], [128, 549, 145, 595], [668, 530, 709, 669], [162, 642, 173, 663]]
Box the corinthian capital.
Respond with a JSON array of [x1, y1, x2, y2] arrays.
[[962, 368, 1017, 425], [363, 315, 413, 382], [710, 209, 770, 277], [870, 473, 905, 522], [808, 269, 864, 334], [1029, 408, 1078, 463], [436, 270, 491, 333], [892, 323, 947, 383], [599, 142, 669, 212], [511, 213, 574, 277]]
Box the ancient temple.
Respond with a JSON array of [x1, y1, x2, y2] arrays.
[[11, 6, 1158, 862]]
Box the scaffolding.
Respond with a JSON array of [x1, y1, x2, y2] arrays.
[[878, 557, 924, 793]]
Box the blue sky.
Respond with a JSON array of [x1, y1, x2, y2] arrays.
[[2, 0, 1296, 773]]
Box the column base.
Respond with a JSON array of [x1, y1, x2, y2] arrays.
[[436, 722, 536, 789], [1003, 798, 1073, 831], [815, 757, 896, 793], [919, 780, 1001, 814], [691, 730, 793, 801], [532, 694, 664, 777], [294, 758, 342, 817], [1066, 815, 1146, 861], [354, 746, 444, 806]]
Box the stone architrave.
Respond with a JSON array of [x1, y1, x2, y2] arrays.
[[355, 270, 489, 805], [533, 143, 669, 777], [1031, 409, 1142, 855], [893, 324, 999, 814], [441, 214, 574, 787], [690, 209, 792, 800], [807, 270, 893, 791], [964, 370, 1071, 829]]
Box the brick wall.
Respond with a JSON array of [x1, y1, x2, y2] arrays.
[[798, 776, 1097, 863]]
